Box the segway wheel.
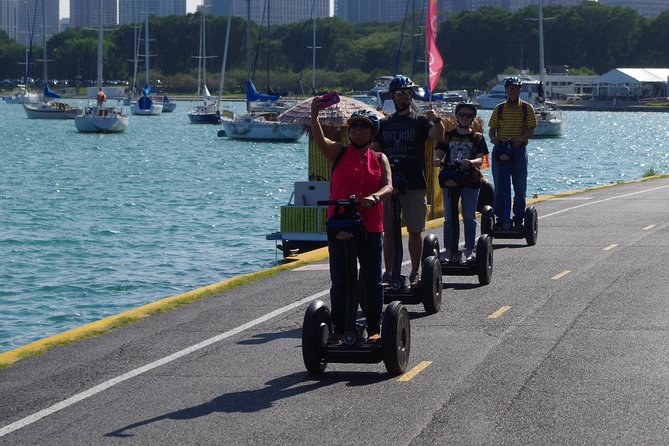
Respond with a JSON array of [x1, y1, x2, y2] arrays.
[[382, 301, 411, 376], [524, 206, 538, 246], [422, 234, 440, 262], [481, 205, 495, 236], [302, 300, 331, 375], [421, 256, 442, 314], [476, 234, 493, 285]]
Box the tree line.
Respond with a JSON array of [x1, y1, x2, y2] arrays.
[[0, 1, 667, 95]]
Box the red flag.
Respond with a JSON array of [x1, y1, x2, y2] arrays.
[[426, 0, 443, 94]]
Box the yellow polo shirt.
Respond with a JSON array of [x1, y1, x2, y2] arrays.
[[488, 99, 537, 140]]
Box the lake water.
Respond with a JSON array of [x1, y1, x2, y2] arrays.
[[1, 101, 668, 352]]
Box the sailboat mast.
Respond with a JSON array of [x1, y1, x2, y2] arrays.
[[97, 0, 103, 88], [538, 0, 545, 85], [42, 0, 47, 90], [217, 9, 232, 106], [144, 0, 149, 87], [246, 0, 251, 113]]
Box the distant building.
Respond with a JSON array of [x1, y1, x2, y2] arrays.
[[335, 0, 431, 23], [59, 17, 69, 33], [0, 0, 59, 45], [70, 0, 117, 28], [205, 0, 330, 24], [118, 0, 187, 25]]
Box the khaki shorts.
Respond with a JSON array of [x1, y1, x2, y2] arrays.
[[383, 189, 427, 233]]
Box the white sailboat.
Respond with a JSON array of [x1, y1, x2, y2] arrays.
[[74, 0, 128, 133], [130, 3, 162, 116], [533, 0, 563, 138], [23, 0, 81, 119], [220, 0, 305, 141], [188, 3, 220, 124]]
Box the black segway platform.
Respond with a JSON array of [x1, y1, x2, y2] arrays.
[[481, 205, 538, 246], [301, 198, 411, 376]]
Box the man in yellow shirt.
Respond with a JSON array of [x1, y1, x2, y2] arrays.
[[488, 77, 537, 229]]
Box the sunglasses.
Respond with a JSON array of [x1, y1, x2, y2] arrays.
[[349, 122, 372, 129], [394, 89, 413, 96], [457, 112, 475, 119]]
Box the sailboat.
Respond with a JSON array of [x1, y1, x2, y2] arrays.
[[187, 3, 220, 124], [74, 0, 129, 133], [220, 0, 304, 141], [130, 4, 162, 116], [533, 0, 563, 138], [23, 0, 81, 119]]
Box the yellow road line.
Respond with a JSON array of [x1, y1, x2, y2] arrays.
[[643, 224, 656, 231], [552, 270, 571, 280], [603, 244, 618, 251], [398, 360, 432, 382], [487, 305, 511, 319]]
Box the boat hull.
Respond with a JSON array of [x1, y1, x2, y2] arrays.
[[75, 107, 129, 133], [222, 117, 305, 141], [188, 111, 221, 124], [534, 119, 563, 137], [130, 103, 163, 115], [162, 102, 177, 112], [23, 102, 80, 119]]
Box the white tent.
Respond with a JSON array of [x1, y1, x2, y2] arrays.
[[593, 68, 669, 100]]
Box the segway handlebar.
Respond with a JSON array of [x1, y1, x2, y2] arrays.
[[318, 196, 359, 214]]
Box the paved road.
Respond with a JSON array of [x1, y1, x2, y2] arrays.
[[1, 177, 668, 445]]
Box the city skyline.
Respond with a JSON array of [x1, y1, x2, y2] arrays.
[[58, 0, 199, 18]]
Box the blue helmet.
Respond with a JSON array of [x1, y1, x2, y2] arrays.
[[347, 109, 380, 136], [388, 75, 415, 93], [504, 76, 522, 87], [455, 101, 477, 117]]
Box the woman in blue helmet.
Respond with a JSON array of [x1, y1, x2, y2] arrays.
[[433, 101, 488, 263], [311, 97, 393, 342]]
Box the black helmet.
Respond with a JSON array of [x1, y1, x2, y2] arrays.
[[347, 109, 380, 136], [455, 101, 477, 117], [388, 75, 415, 93], [504, 76, 522, 87]]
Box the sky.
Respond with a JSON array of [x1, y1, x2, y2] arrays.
[[59, 1, 199, 19]]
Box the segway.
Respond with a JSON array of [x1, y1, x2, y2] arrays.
[[426, 163, 493, 285], [383, 168, 442, 315], [480, 140, 538, 246], [301, 197, 410, 376]]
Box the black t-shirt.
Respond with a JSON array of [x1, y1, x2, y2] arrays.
[[437, 129, 489, 188], [373, 111, 432, 190]]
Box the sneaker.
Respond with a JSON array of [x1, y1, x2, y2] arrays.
[[464, 249, 476, 264], [327, 329, 343, 345], [449, 251, 461, 264], [367, 332, 381, 343], [409, 271, 421, 289], [382, 271, 392, 287]]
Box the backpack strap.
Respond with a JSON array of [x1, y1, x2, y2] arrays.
[[331, 146, 382, 175], [330, 144, 347, 175], [498, 101, 528, 128]]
